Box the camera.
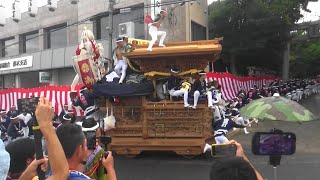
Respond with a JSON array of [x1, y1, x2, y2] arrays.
[[211, 144, 236, 157], [252, 132, 296, 155]]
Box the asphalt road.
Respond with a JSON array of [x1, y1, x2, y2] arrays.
[[113, 95, 320, 180]]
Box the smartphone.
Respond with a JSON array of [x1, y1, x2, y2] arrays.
[[211, 144, 236, 157], [252, 132, 296, 155], [84, 131, 96, 150]]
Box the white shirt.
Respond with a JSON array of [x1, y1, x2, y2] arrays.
[[17, 113, 32, 125]]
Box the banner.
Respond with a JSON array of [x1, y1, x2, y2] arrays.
[[206, 72, 278, 100], [0, 85, 84, 116], [128, 38, 150, 46]]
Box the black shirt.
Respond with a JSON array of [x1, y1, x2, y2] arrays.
[[191, 79, 206, 95], [167, 76, 182, 90]]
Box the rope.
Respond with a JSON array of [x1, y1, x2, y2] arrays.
[[126, 59, 141, 73]]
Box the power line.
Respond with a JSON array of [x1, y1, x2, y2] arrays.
[[0, 0, 195, 50]]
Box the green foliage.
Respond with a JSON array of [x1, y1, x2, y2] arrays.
[[290, 40, 320, 77], [208, 0, 314, 75]]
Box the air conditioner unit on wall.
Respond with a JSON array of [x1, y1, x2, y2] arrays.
[[47, 0, 57, 12], [12, 0, 21, 22], [28, 0, 38, 17], [0, 5, 6, 26], [119, 22, 135, 38]]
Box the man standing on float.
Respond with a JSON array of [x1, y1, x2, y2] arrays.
[[147, 9, 167, 51], [113, 38, 128, 84]]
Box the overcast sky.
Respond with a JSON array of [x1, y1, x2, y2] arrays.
[[207, 0, 320, 23], [1, 0, 319, 22]]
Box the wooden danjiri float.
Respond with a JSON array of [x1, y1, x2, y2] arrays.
[[99, 39, 222, 156]]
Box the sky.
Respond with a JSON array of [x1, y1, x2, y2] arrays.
[[207, 0, 320, 22], [1, 0, 320, 22]]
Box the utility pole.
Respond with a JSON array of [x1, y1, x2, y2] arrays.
[[108, 0, 115, 59]]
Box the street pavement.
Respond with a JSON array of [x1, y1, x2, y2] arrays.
[[114, 95, 320, 180]]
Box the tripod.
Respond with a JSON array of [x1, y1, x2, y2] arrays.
[[269, 155, 281, 180]]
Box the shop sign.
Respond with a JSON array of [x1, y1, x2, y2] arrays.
[[39, 72, 51, 83], [0, 56, 33, 71]]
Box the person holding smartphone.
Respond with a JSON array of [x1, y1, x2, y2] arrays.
[[209, 140, 263, 180]]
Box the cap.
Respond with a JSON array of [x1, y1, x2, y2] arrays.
[[232, 108, 239, 112], [0, 109, 6, 113], [170, 67, 180, 74], [224, 109, 232, 117], [116, 37, 123, 43], [273, 93, 280, 97], [63, 114, 72, 121], [199, 70, 206, 75], [122, 35, 128, 39], [78, 118, 99, 132]]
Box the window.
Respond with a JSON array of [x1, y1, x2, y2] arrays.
[[95, 4, 145, 40], [23, 31, 39, 53], [191, 21, 207, 41], [46, 24, 67, 49], [1, 37, 19, 57]]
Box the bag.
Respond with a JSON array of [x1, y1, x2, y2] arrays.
[[103, 106, 116, 131]]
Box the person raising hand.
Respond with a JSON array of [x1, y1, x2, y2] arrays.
[[20, 97, 69, 180]]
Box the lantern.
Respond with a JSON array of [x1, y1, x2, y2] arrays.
[[28, 0, 38, 17], [47, 0, 57, 12], [0, 5, 6, 26], [12, 0, 21, 22], [69, 0, 79, 5]]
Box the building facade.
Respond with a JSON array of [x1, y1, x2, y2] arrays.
[[0, 0, 208, 89]]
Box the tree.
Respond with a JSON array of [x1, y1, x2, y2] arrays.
[[290, 40, 320, 77], [208, 0, 314, 76]]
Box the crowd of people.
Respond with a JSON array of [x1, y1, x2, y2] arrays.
[[199, 77, 320, 152], [0, 97, 117, 180]]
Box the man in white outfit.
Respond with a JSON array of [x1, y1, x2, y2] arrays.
[[17, 110, 32, 138], [147, 9, 167, 51], [231, 108, 249, 134], [168, 67, 191, 108], [191, 71, 217, 109], [113, 38, 128, 84]]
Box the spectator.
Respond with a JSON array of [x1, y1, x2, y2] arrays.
[[78, 118, 107, 179], [17, 110, 32, 138], [0, 139, 10, 180], [7, 113, 27, 140], [5, 138, 35, 179], [56, 123, 117, 180], [6, 105, 18, 119], [20, 97, 69, 180], [59, 104, 69, 122], [0, 109, 10, 130], [209, 140, 263, 180]]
